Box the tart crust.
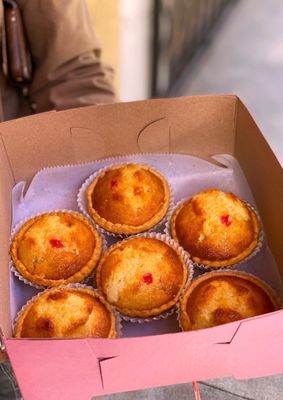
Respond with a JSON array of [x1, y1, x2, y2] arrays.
[[10, 212, 102, 287], [96, 236, 188, 318], [179, 271, 281, 331], [86, 164, 170, 234], [171, 189, 260, 268], [14, 286, 117, 338]]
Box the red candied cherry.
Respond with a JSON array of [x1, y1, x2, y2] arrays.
[[142, 273, 153, 285], [134, 186, 144, 196], [49, 239, 64, 248], [110, 179, 118, 189], [220, 214, 232, 227]]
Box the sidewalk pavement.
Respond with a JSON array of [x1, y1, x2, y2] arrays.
[[96, 373, 283, 400], [171, 0, 283, 165]]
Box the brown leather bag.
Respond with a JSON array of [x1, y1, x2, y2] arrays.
[[2, 0, 33, 86]]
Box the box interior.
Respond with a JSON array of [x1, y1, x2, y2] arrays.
[[8, 152, 283, 339], [1, 95, 283, 335]]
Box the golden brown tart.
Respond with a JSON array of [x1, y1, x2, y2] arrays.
[[96, 236, 188, 318], [10, 212, 102, 287], [170, 189, 260, 268], [14, 287, 117, 338], [86, 164, 170, 234], [179, 271, 280, 331]]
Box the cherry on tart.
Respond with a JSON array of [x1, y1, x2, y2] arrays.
[[170, 189, 260, 268], [86, 164, 170, 235], [10, 212, 102, 287], [96, 236, 188, 318]]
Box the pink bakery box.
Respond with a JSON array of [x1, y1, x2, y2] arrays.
[[0, 95, 282, 399]]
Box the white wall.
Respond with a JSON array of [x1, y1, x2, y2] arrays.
[[119, 0, 153, 101]]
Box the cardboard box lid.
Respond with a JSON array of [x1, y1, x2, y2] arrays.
[[0, 96, 238, 183], [0, 95, 282, 399]]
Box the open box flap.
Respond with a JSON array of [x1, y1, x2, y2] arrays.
[[0, 95, 237, 184], [4, 338, 103, 400], [235, 100, 283, 278], [99, 311, 283, 393], [0, 137, 14, 336], [5, 310, 283, 400]]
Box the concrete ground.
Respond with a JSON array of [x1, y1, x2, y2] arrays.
[[96, 373, 283, 399], [171, 0, 283, 165], [97, 0, 283, 398]]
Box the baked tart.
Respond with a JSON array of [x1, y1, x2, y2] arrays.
[[10, 212, 102, 287], [179, 271, 281, 331], [170, 189, 260, 268], [14, 286, 117, 338], [96, 236, 188, 318], [86, 164, 170, 234]]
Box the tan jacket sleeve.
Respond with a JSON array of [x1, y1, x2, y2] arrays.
[[18, 0, 116, 112]]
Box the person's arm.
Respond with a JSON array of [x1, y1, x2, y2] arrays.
[[18, 0, 116, 112]]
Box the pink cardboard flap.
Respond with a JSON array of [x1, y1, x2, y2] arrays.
[[5, 310, 283, 399], [5, 339, 103, 400]]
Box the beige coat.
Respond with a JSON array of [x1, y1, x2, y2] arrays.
[[0, 0, 116, 121]]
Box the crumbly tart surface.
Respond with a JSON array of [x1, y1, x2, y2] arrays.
[[171, 189, 260, 267], [96, 236, 188, 318], [14, 287, 117, 338], [87, 164, 170, 234], [10, 212, 102, 287], [179, 271, 281, 331]]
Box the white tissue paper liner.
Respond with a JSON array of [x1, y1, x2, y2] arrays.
[[9, 210, 107, 289], [165, 197, 264, 271], [77, 162, 174, 238], [13, 283, 122, 338], [96, 231, 194, 324], [176, 269, 282, 332], [10, 153, 283, 337]]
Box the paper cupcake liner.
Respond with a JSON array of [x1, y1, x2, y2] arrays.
[[13, 283, 122, 338], [176, 269, 282, 332], [120, 305, 177, 324], [97, 231, 194, 324], [77, 163, 175, 239], [10, 210, 107, 289], [165, 197, 264, 272]]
